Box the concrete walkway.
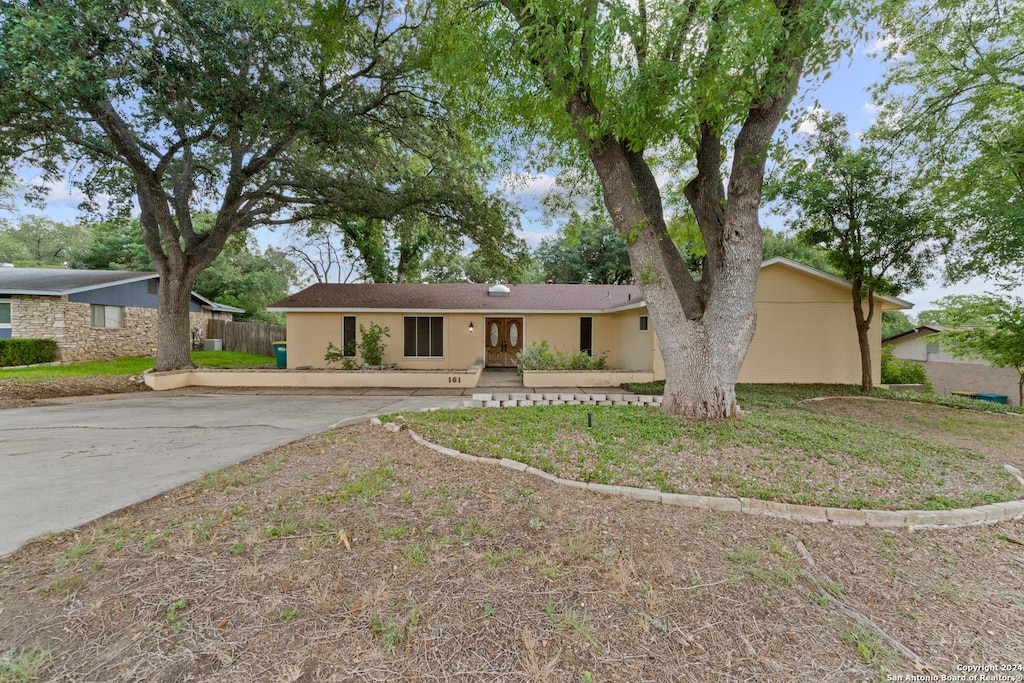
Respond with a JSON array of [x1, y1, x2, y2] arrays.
[[0, 390, 461, 557]]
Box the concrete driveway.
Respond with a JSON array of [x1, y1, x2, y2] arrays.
[[0, 392, 460, 557]]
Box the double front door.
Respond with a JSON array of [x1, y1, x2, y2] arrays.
[[485, 317, 523, 368]]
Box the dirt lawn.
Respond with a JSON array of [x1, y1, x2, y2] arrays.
[[1, 399, 1023, 682], [0, 376, 149, 410]]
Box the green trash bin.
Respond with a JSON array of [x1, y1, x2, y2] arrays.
[[975, 393, 1008, 404], [273, 341, 287, 369]]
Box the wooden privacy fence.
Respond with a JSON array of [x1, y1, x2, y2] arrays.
[[206, 319, 285, 357]]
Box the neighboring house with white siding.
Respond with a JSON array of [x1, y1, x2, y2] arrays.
[[883, 325, 1020, 405]]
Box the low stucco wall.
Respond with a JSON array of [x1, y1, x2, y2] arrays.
[[920, 360, 1021, 406], [522, 369, 656, 388], [145, 366, 483, 391]]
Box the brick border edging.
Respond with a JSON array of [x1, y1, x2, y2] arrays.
[[372, 392, 1024, 531], [461, 391, 664, 408]]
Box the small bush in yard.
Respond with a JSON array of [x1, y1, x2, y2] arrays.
[[0, 338, 58, 367], [324, 341, 359, 370], [358, 324, 390, 367], [516, 340, 607, 373], [881, 346, 930, 387]]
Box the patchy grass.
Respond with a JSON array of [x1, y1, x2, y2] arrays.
[[1, 422, 1022, 681], [0, 351, 273, 381], [0, 647, 51, 683], [398, 394, 1023, 511], [620, 381, 1024, 416]]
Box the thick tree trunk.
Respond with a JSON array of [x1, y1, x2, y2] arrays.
[[587, 140, 760, 420], [154, 271, 198, 372]]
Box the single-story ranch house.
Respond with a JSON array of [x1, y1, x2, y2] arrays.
[[268, 257, 912, 386], [0, 267, 242, 362]]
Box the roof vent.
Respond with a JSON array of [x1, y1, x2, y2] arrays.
[[487, 284, 511, 297]]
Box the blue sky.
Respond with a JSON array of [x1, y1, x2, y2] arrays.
[[4, 32, 1019, 314]]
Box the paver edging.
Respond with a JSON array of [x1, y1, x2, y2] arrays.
[[383, 396, 1024, 530]]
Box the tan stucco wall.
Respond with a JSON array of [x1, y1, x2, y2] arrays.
[[614, 310, 653, 371], [738, 265, 881, 384], [518, 313, 616, 364], [10, 294, 213, 363], [286, 311, 483, 370], [146, 365, 483, 391]]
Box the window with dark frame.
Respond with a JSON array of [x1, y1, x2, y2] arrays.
[[580, 316, 593, 356], [404, 316, 444, 357], [342, 315, 356, 356], [639, 315, 649, 331]]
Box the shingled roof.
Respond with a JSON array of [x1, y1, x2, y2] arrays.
[[0, 267, 156, 295], [269, 283, 646, 313]]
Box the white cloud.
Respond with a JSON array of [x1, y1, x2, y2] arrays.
[[865, 34, 907, 60], [797, 105, 829, 136]]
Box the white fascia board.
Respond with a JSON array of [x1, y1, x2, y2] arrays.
[[59, 273, 160, 296], [268, 303, 651, 315]]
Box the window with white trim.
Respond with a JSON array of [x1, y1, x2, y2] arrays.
[[0, 300, 11, 333], [91, 304, 124, 328], [403, 316, 443, 357], [639, 315, 649, 331]]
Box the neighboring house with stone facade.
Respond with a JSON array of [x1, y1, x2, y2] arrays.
[[0, 267, 242, 363]]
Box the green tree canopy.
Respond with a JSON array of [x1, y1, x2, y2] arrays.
[[193, 234, 298, 324], [873, 0, 1024, 284], [70, 220, 153, 272], [931, 294, 1024, 406], [71, 216, 296, 322], [881, 311, 915, 340], [0, 215, 90, 267], [534, 212, 631, 284], [768, 111, 951, 390], [0, 0, 502, 370]]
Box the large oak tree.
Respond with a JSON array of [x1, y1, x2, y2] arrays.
[[0, 0, 510, 370], [434, 0, 859, 418]]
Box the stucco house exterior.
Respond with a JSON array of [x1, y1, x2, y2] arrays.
[[268, 257, 912, 386], [884, 325, 1020, 405], [0, 267, 242, 362]]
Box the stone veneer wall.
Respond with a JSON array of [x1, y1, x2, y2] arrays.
[[10, 294, 213, 362]]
